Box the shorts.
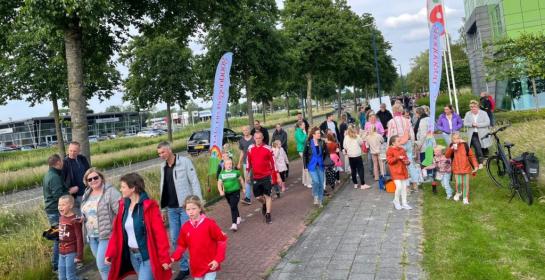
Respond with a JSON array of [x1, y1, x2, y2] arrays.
[[252, 176, 272, 197]]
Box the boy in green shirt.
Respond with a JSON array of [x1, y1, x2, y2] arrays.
[[218, 158, 245, 231]]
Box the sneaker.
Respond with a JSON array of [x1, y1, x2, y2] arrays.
[[354, 184, 359, 189], [360, 184, 371, 190], [76, 263, 84, 271], [265, 213, 272, 224], [230, 223, 238, 231], [313, 197, 319, 205], [446, 195, 452, 200], [306, 184, 312, 188], [463, 198, 469, 205], [393, 201, 402, 210], [402, 204, 413, 210], [276, 192, 281, 198], [175, 270, 190, 280], [242, 198, 252, 205], [236, 217, 242, 224], [432, 186, 438, 194], [453, 192, 461, 201], [478, 163, 483, 170]]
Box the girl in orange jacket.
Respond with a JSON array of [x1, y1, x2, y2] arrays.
[[386, 135, 412, 210], [445, 133, 478, 204]]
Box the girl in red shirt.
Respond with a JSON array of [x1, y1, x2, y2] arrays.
[[386, 135, 412, 210], [171, 196, 227, 280]]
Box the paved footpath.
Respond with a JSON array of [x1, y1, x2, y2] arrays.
[[269, 178, 425, 280]]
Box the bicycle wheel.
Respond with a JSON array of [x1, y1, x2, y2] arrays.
[[486, 155, 508, 188], [515, 169, 533, 205]]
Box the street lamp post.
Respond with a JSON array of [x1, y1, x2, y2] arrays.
[[371, 30, 381, 103]]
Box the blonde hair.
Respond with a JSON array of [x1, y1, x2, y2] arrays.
[[83, 167, 106, 187], [469, 100, 479, 107], [451, 132, 463, 142], [392, 103, 404, 113], [184, 195, 205, 213], [347, 125, 358, 139], [59, 195, 74, 206], [434, 145, 445, 152]]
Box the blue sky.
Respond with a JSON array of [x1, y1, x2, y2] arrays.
[[0, 0, 465, 122]]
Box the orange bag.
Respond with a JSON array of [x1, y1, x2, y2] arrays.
[[385, 180, 396, 193]]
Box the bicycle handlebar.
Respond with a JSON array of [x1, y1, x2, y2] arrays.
[[481, 124, 511, 140]]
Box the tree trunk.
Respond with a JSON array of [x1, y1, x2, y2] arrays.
[[285, 93, 290, 117], [64, 17, 90, 163], [51, 94, 66, 158], [305, 73, 313, 126], [262, 101, 266, 123], [532, 78, 539, 112], [353, 86, 358, 113], [246, 76, 254, 127], [337, 86, 342, 120], [166, 102, 173, 143]]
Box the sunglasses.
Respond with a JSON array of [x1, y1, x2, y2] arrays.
[[87, 176, 100, 182]]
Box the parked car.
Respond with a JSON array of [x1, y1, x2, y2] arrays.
[[187, 128, 241, 156], [88, 135, 99, 143], [0, 146, 15, 152], [137, 130, 161, 138], [20, 145, 34, 151]]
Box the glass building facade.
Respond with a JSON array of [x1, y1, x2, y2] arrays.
[[464, 0, 545, 110]]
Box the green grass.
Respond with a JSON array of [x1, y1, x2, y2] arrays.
[[422, 118, 545, 280]]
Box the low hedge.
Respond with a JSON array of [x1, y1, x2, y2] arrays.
[[495, 109, 545, 125]]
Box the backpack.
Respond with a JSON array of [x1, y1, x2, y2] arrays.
[[488, 96, 495, 112], [449, 142, 474, 169]]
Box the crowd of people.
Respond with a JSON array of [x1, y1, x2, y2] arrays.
[[41, 93, 496, 279]]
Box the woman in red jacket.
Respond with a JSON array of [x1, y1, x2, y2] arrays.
[[386, 135, 413, 211], [104, 173, 171, 280], [171, 195, 227, 280]]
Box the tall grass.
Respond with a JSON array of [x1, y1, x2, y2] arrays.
[[0, 110, 330, 194]]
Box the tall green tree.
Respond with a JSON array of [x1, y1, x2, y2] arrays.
[[122, 35, 195, 142]]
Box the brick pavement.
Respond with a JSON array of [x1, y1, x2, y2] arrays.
[[269, 177, 425, 280]]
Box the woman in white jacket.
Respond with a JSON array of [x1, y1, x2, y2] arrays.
[[343, 125, 371, 189], [463, 100, 491, 168]]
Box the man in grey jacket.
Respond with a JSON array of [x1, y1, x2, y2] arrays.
[[157, 141, 202, 280]]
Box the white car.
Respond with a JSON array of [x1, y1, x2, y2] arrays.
[[137, 130, 160, 138]]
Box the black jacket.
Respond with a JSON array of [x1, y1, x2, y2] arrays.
[[63, 154, 90, 196], [376, 110, 393, 129], [272, 129, 288, 152], [302, 138, 328, 169], [319, 120, 340, 142]]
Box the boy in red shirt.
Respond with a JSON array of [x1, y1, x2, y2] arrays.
[[57, 195, 83, 280]]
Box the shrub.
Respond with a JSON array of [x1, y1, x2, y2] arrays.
[[416, 92, 477, 119]]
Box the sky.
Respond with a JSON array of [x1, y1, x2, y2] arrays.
[[0, 0, 465, 123]]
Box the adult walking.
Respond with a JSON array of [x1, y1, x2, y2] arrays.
[[343, 126, 371, 190], [376, 103, 393, 134], [237, 126, 255, 205], [295, 112, 310, 133], [43, 154, 68, 273], [295, 121, 312, 188], [157, 141, 202, 280], [63, 141, 90, 215], [364, 113, 385, 136], [387, 104, 420, 190], [338, 114, 348, 149], [358, 106, 367, 129], [303, 127, 328, 207], [480, 92, 495, 126], [463, 100, 492, 168], [81, 168, 121, 280], [246, 131, 281, 224], [251, 120, 270, 145], [413, 107, 430, 163], [105, 173, 172, 280], [319, 113, 340, 141], [436, 104, 463, 146]]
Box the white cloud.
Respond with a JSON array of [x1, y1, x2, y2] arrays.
[[384, 7, 427, 28], [401, 27, 429, 42]]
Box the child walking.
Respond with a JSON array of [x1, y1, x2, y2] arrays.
[[365, 125, 385, 181], [272, 140, 289, 194], [217, 158, 244, 231], [386, 135, 412, 210], [445, 133, 478, 204], [424, 146, 453, 199], [57, 195, 84, 280], [171, 196, 228, 280]]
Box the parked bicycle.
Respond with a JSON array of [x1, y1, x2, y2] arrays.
[[484, 125, 534, 205]]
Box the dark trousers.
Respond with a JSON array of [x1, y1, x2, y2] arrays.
[[349, 156, 365, 184], [225, 191, 240, 224], [470, 132, 484, 163]]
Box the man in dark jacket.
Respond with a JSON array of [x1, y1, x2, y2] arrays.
[[295, 112, 310, 133], [63, 141, 90, 215], [251, 120, 270, 145], [376, 103, 393, 131], [319, 113, 340, 142], [43, 154, 68, 272], [480, 92, 494, 126], [271, 124, 288, 152]]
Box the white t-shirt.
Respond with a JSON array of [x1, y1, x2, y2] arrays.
[[446, 115, 453, 132], [327, 121, 336, 135], [125, 209, 139, 249], [472, 113, 479, 133]]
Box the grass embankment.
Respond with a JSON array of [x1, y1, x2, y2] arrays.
[[0, 125, 307, 279], [0, 110, 330, 193], [422, 119, 545, 280]]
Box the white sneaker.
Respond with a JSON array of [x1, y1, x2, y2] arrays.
[[402, 204, 413, 210], [230, 223, 238, 231], [463, 198, 469, 205], [361, 184, 371, 190], [306, 184, 312, 188], [393, 201, 402, 210], [446, 195, 452, 200], [236, 217, 242, 225], [453, 193, 461, 201], [478, 163, 483, 170], [313, 197, 319, 205], [354, 184, 359, 189]]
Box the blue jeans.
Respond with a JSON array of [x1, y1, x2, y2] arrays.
[[167, 207, 189, 271], [243, 164, 251, 200], [309, 169, 325, 203], [129, 252, 153, 280], [58, 252, 78, 280], [194, 272, 217, 280], [88, 237, 110, 280], [46, 212, 59, 271], [440, 173, 453, 198], [441, 132, 452, 146]]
